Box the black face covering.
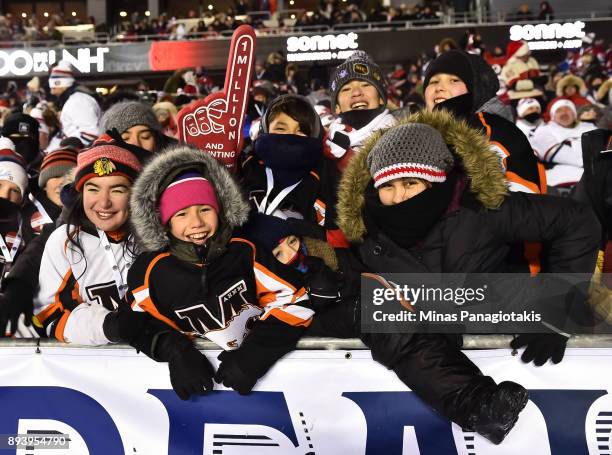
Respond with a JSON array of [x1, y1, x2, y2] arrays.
[[254, 133, 323, 187], [434, 93, 474, 120], [340, 106, 385, 130], [13, 138, 40, 165], [364, 178, 455, 249], [0, 197, 21, 234], [523, 112, 542, 124]]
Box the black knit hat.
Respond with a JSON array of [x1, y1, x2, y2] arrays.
[[330, 51, 387, 109], [424, 50, 474, 93], [423, 50, 499, 113], [242, 214, 295, 252], [2, 113, 39, 147]]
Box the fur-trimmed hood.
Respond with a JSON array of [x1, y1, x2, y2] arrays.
[[336, 109, 508, 242], [130, 144, 250, 252], [556, 74, 587, 97]]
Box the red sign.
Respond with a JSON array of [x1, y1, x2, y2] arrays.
[[177, 25, 256, 171]]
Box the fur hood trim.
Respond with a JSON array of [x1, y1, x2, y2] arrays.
[[337, 109, 508, 242], [130, 144, 250, 252], [556, 74, 587, 97]]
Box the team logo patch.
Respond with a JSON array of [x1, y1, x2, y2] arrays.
[[18, 122, 30, 135], [353, 63, 369, 75], [93, 158, 116, 176]]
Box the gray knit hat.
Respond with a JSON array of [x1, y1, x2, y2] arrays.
[[330, 51, 387, 109], [100, 101, 161, 135], [367, 123, 454, 188]]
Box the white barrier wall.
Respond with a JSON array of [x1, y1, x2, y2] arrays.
[[0, 346, 611, 454]]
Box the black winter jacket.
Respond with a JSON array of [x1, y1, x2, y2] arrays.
[[337, 110, 600, 276]]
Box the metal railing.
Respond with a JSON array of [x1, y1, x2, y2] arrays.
[[1, 335, 612, 351], [1, 8, 611, 49]]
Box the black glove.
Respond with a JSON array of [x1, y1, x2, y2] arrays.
[[102, 306, 174, 359], [510, 333, 569, 366], [215, 317, 305, 394], [304, 257, 341, 309], [215, 350, 258, 395], [156, 331, 215, 400], [0, 280, 34, 337]]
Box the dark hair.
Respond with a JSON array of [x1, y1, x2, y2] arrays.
[[266, 96, 317, 137]]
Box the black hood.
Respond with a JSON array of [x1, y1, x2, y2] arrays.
[[425, 50, 500, 116]]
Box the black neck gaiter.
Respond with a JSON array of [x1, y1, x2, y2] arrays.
[[434, 93, 474, 120], [340, 106, 385, 130], [364, 178, 454, 249]]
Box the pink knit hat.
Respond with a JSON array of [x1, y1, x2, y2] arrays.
[[159, 171, 219, 225]]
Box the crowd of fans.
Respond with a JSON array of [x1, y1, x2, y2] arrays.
[[0, 19, 610, 446], [0, 12, 89, 43]]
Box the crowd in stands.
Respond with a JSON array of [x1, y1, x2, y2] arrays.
[[0, 19, 610, 446], [0, 12, 89, 43]]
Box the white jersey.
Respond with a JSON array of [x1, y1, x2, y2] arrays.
[[34, 224, 136, 345], [60, 91, 101, 145], [530, 120, 597, 187], [515, 118, 542, 141]]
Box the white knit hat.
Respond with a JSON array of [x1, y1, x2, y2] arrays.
[[550, 99, 576, 120], [516, 98, 541, 118], [0, 137, 28, 197], [48, 60, 75, 89]]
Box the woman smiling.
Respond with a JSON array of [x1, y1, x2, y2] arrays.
[[33, 135, 143, 345]]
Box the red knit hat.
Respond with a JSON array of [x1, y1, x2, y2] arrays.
[[75, 133, 143, 191], [38, 146, 78, 189]]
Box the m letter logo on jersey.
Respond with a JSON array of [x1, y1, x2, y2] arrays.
[[175, 280, 262, 349]]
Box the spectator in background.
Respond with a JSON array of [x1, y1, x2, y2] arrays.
[[48, 60, 101, 147], [153, 101, 179, 139], [502, 41, 544, 92], [0, 145, 79, 337], [100, 101, 176, 154], [516, 97, 544, 140], [595, 78, 612, 107], [537, 1, 555, 20], [531, 99, 597, 189], [577, 104, 603, 125], [283, 63, 308, 95], [515, 3, 534, 21], [0, 139, 29, 288], [586, 73, 607, 105], [547, 74, 591, 114], [2, 113, 41, 173]]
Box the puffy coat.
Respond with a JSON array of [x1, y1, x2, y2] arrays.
[[337, 109, 600, 275]]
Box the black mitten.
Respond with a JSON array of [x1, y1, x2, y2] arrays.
[[102, 307, 162, 345], [510, 333, 569, 366], [215, 350, 258, 395], [156, 331, 215, 400], [0, 280, 34, 337], [215, 317, 305, 394], [303, 257, 341, 309]]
